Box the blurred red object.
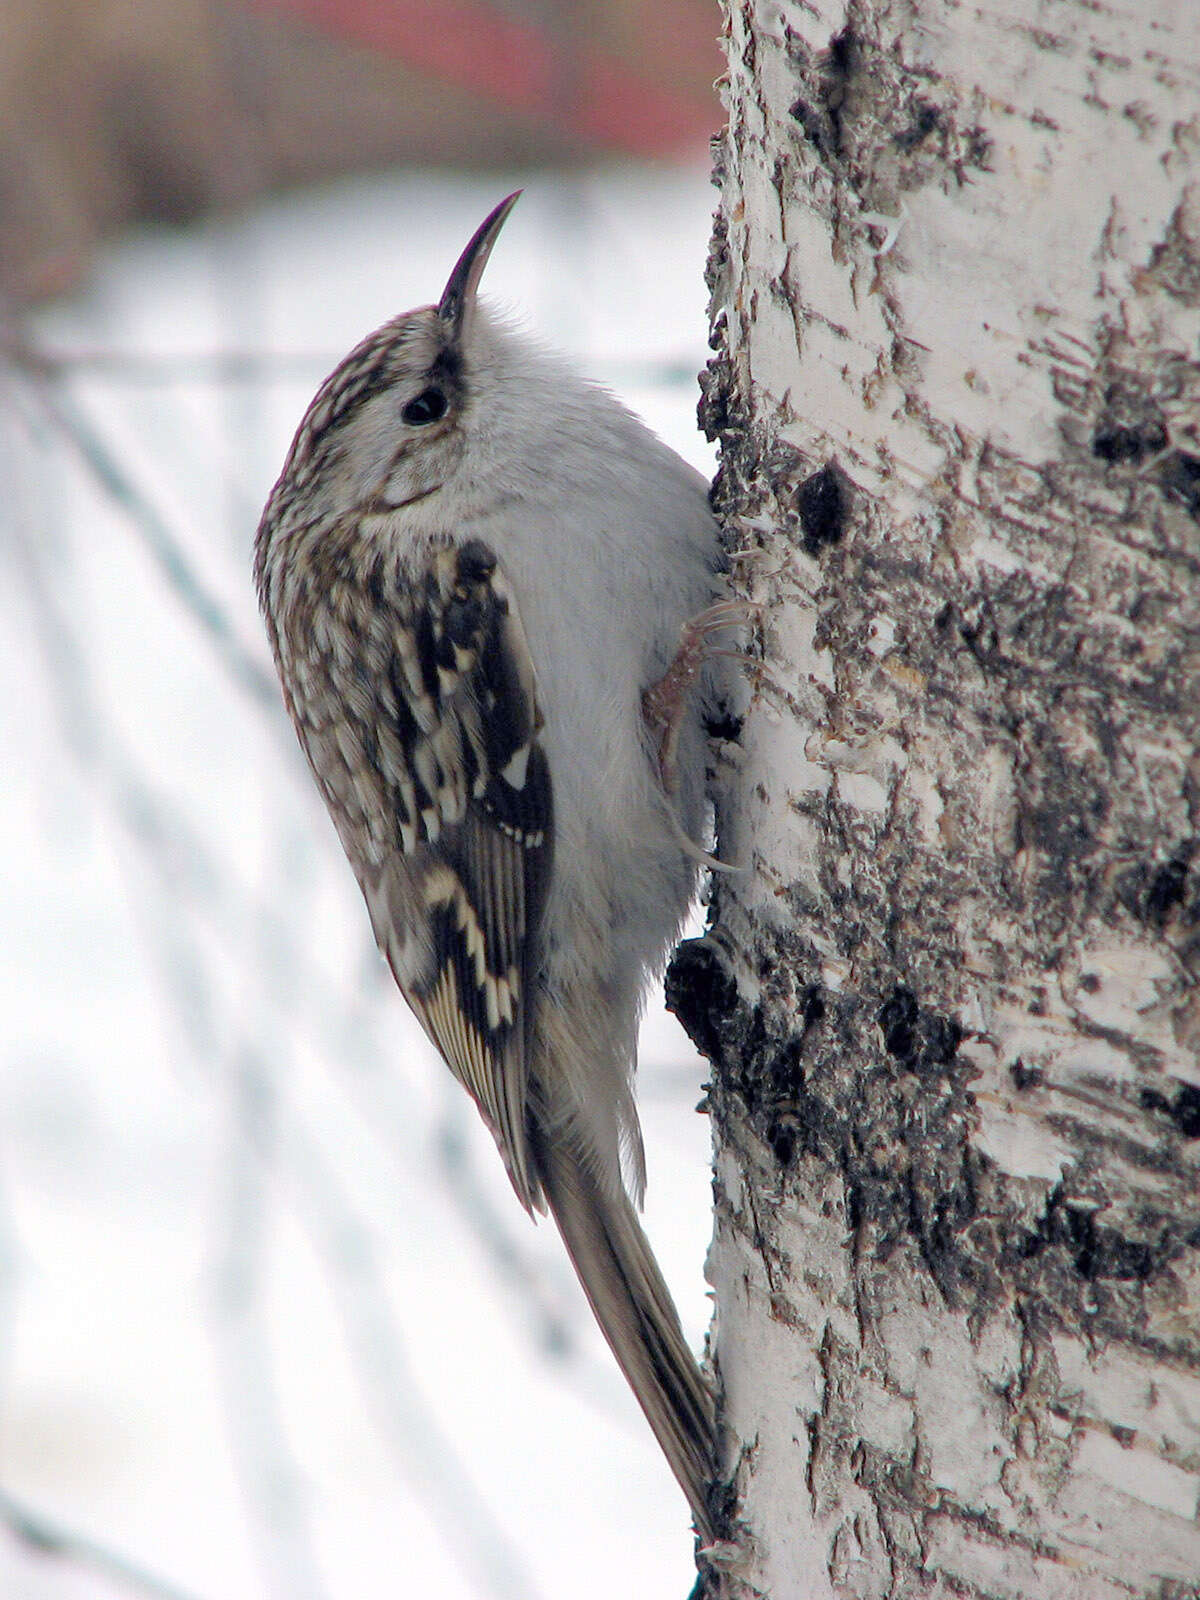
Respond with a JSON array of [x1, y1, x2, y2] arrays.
[[249, 0, 722, 157], [1, 0, 722, 303]]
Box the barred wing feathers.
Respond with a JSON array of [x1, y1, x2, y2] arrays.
[[284, 534, 552, 1211]]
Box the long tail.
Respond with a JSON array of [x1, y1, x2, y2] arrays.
[[531, 1121, 716, 1541]]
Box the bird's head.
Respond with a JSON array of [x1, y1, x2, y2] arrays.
[[267, 192, 523, 526]]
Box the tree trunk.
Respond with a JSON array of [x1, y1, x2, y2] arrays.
[[670, 1, 1200, 1594]]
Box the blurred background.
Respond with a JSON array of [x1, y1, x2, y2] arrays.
[[2, 4, 724, 1598]]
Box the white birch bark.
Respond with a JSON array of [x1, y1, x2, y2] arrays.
[[668, 2, 1200, 1595]]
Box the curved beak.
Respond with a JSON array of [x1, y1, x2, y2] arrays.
[[437, 190, 522, 341]]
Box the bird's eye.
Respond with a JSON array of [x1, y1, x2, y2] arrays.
[[402, 388, 448, 426]]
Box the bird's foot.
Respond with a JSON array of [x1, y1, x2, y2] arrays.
[[642, 599, 757, 794]]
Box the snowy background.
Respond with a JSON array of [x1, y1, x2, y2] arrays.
[[2, 166, 719, 1600]]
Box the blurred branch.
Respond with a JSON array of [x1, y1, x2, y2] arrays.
[[17, 348, 332, 383], [11, 357, 279, 713], [212, 1049, 332, 1600], [151, 886, 548, 1600], [434, 1116, 576, 1363], [5, 334, 664, 1599], [13, 340, 704, 392], [6, 392, 606, 1381], [7, 455, 557, 1600], [0, 1486, 203, 1600], [262, 1093, 549, 1600]]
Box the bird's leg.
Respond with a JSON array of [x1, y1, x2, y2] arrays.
[[642, 599, 757, 794]]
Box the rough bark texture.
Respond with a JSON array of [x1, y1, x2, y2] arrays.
[[671, 1, 1200, 1595]]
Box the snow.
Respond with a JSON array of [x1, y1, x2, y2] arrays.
[[1, 165, 719, 1600]]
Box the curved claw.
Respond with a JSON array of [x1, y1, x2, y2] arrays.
[[643, 600, 759, 795]]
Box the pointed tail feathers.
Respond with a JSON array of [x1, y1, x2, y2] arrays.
[[532, 1125, 716, 1540]]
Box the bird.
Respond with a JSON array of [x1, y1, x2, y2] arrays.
[[254, 191, 738, 1539]]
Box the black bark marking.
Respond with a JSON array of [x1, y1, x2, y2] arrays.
[[1092, 419, 1168, 464], [1141, 1083, 1200, 1140], [1158, 449, 1200, 519], [879, 986, 963, 1075], [894, 100, 941, 151], [797, 463, 849, 555]]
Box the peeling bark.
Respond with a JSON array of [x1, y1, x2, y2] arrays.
[[676, 1, 1200, 1594]]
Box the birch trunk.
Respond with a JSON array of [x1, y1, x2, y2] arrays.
[[669, 2, 1200, 1594]]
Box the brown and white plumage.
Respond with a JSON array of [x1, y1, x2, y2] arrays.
[[254, 194, 726, 1538]]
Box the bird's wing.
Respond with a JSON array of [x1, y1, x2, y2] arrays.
[[291, 536, 553, 1211]]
